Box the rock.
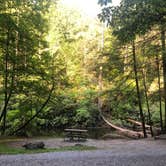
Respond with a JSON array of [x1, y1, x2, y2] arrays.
[[74, 144, 83, 147], [22, 142, 45, 150]]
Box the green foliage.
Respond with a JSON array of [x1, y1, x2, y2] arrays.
[[99, 0, 166, 42], [74, 108, 90, 127], [0, 143, 96, 154], [42, 88, 99, 130], [0, 0, 63, 135], [150, 103, 164, 126], [0, 0, 164, 137]]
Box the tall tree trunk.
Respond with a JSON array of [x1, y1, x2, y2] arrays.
[[156, 55, 163, 131], [161, 25, 166, 131], [98, 66, 103, 111], [142, 69, 153, 137], [132, 41, 147, 138]]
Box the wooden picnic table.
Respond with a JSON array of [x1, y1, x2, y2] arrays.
[[64, 128, 88, 141]]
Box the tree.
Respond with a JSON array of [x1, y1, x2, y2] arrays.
[[112, 0, 166, 131], [0, 0, 59, 135], [98, 0, 148, 137]]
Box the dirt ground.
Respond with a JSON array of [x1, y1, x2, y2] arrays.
[[5, 136, 166, 150], [1, 137, 166, 166]]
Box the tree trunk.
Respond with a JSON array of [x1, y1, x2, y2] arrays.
[[132, 41, 147, 138], [161, 25, 166, 131], [142, 69, 153, 137], [98, 66, 103, 110], [156, 55, 163, 131]]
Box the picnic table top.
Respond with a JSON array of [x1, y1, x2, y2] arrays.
[[64, 129, 88, 132]]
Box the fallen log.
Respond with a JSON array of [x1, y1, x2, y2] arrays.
[[126, 118, 150, 128], [126, 118, 161, 136], [100, 114, 143, 139], [22, 142, 45, 150]]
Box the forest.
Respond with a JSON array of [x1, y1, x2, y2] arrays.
[[0, 0, 166, 139]]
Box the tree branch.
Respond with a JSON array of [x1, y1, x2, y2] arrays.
[[11, 82, 55, 135]]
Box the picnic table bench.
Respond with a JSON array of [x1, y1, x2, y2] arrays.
[[64, 129, 88, 141]]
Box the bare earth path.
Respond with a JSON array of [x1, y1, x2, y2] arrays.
[[1, 138, 166, 166]]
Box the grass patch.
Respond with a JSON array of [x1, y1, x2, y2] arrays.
[[0, 143, 97, 155]]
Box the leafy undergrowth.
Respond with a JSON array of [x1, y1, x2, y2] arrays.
[[0, 143, 97, 155]]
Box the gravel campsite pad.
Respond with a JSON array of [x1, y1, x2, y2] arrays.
[[1, 138, 166, 166]]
